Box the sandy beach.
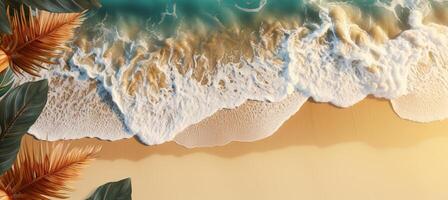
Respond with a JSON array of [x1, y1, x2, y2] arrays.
[[27, 98, 448, 199], [2, 1, 448, 199]]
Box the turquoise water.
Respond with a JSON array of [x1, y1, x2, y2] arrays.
[[30, 0, 448, 146], [92, 0, 392, 35]]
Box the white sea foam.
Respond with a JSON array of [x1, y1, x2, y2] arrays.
[[391, 22, 448, 122], [27, 0, 448, 146], [174, 93, 308, 148], [26, 62, 132, 141]]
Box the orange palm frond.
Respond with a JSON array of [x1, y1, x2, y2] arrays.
[[0, 142, 101, 200], [0, 6, 85, 76]]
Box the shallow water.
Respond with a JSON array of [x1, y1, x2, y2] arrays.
[[28, 0, 448, 145]]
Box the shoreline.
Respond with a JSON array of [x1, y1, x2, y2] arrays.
[[28, 95, 448, 148], [38, 96, 448, 153], [34, 97, 448, 200]]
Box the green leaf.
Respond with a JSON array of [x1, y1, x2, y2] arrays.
[[0, 79, 48, 175], [16, 0, 102, 13], [0, 68, 14, 98], [87, 178, 132, 200], [0, 1, 11, 34]]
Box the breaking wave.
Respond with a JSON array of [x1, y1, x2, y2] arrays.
[[28, 0, 448, 145]]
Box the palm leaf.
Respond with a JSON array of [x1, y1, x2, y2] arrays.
[[0, 0, 101, 34], [17, 0, 101, 13], [0, 7, 85, 76], [0, 142, 101, 200], [0, 80, 48, 175], [0, 68, 14, 98], [0, 1, 11, 34], [0, 50, 9, 74], [87, 178, 132, 200]]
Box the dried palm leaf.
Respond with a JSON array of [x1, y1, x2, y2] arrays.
[[0, 48, 8, 73], [0, 141, 101, 200], [0, 6, 85, 76]]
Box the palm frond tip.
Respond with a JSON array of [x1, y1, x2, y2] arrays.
[[0, 7, 85, 76], [0, 142, 101, 200]]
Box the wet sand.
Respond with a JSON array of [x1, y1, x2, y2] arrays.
[[25, 98, 448, 199]]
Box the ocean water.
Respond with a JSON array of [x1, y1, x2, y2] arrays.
[[28, 0, 448, 145]]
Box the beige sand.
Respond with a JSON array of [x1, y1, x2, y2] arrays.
[[24, 97, 448, 200]]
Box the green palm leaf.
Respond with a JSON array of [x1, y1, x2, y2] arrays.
[[0, 1, 11, 34], [0, 79, 48, 175], [0, 68, 14, 98], [17, 0, 102, 13], [87, 178, 132, 200]]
